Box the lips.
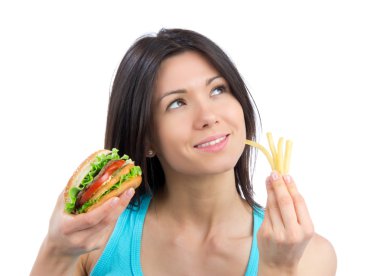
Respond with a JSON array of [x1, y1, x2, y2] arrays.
[[194, 134, 229, 151]]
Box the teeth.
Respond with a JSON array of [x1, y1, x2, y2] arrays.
[[197, 136, 226, 148]]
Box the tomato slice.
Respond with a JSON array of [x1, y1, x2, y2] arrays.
[[78, 159, 126, 206]]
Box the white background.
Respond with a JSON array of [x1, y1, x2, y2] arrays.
[[1, 1, 379, 275]]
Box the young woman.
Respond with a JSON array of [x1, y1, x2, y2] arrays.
[[31, 28, 337, 275]]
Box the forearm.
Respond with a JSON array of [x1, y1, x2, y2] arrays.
[[30, 237, 79, 276]]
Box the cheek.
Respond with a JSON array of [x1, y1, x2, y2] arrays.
[[153, 112, 190, 155], [153, 118, 194, 174], [226, 100, 246, 137], [227, 101, 247, 156]]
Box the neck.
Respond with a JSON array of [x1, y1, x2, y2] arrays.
[[153, 169, 251, 231]]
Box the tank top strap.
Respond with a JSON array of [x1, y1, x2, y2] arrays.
[[245, 207, 264, 275]]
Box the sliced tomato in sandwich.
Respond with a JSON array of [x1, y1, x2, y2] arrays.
[[77, 159, 126, 207]]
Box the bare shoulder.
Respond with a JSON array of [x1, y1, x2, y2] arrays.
[[298, 233, 337, 275]]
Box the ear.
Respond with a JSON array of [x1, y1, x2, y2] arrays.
[[146, 149, 156, 158], [145, 137, 157, 158]]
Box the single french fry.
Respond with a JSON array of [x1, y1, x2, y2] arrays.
[[277, 137, 284, 173], [266, 132, 277, 168], [284, 140, 293, 174], [245, 139, 274, 170]]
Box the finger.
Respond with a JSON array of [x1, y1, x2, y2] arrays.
[[258, 198, 273, 248], [50, 189, 68, 221], [67, 190, 136, 251], [55, 189, 66, 211], [283, 175, 313, 227], [102, 188, 135, 224], [266, 176, 285, 232], [49, 190, 66, 226], [119, 188, 135, 208], [67, 188, 136, 232], [262, 184, 273, 230], [67, 196, 122, 232], [84, 188, 136, 229], [269, 171, 298, 228]]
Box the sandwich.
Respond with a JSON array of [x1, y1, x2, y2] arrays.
[[64, 148, 142, 214]]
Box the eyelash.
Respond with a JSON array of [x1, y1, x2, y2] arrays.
[[167, 98, 186, 110], [166, 84, 228, 110], [211, 85, 227, 96]]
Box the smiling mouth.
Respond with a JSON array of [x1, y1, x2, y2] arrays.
[[194, 135, 228, 148]]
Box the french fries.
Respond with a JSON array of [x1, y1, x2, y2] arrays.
[[245, 133, 293, 174]]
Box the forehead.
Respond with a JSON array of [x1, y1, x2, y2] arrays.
[[154, 51, 219, 95]]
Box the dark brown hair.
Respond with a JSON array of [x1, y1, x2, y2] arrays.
[[105, 28, 261, 208]]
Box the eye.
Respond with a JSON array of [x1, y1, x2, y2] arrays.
[[210, 85, 226, 96], [167, 98, 186, 110]]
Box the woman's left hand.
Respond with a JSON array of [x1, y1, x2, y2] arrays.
[[257, 172, 315, 275]]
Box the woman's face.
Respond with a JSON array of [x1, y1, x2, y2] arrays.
[[152, 51, 246, 177]]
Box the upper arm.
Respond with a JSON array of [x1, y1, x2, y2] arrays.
[[73, 250, 102, 276], [298, 233, 337, 276], [73, 254, 90, 276]]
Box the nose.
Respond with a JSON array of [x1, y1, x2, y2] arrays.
[[193, 102, 219, 130]]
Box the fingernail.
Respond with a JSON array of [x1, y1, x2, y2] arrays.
[[283, 175, 292, 184], [110, 197, 120, 207], [126, 188, 135, 198], [271, 171, 279, 181]]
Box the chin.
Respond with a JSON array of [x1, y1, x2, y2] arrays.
[[197, 153, 241, 176]]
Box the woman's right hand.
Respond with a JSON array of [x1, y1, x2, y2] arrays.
[[31, 188, 135, 275], [257, 172, 314, 275]]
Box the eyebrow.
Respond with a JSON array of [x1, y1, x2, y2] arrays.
[[158, 75, 222, 102], [206, 75, 222, 86]]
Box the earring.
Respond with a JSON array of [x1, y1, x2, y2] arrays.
[[147, 149, 155, 157]]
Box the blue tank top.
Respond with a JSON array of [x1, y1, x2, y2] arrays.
[[91, 195, 264, 275]]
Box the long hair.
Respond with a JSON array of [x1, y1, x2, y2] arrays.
[[104, 28, 261, 208]]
